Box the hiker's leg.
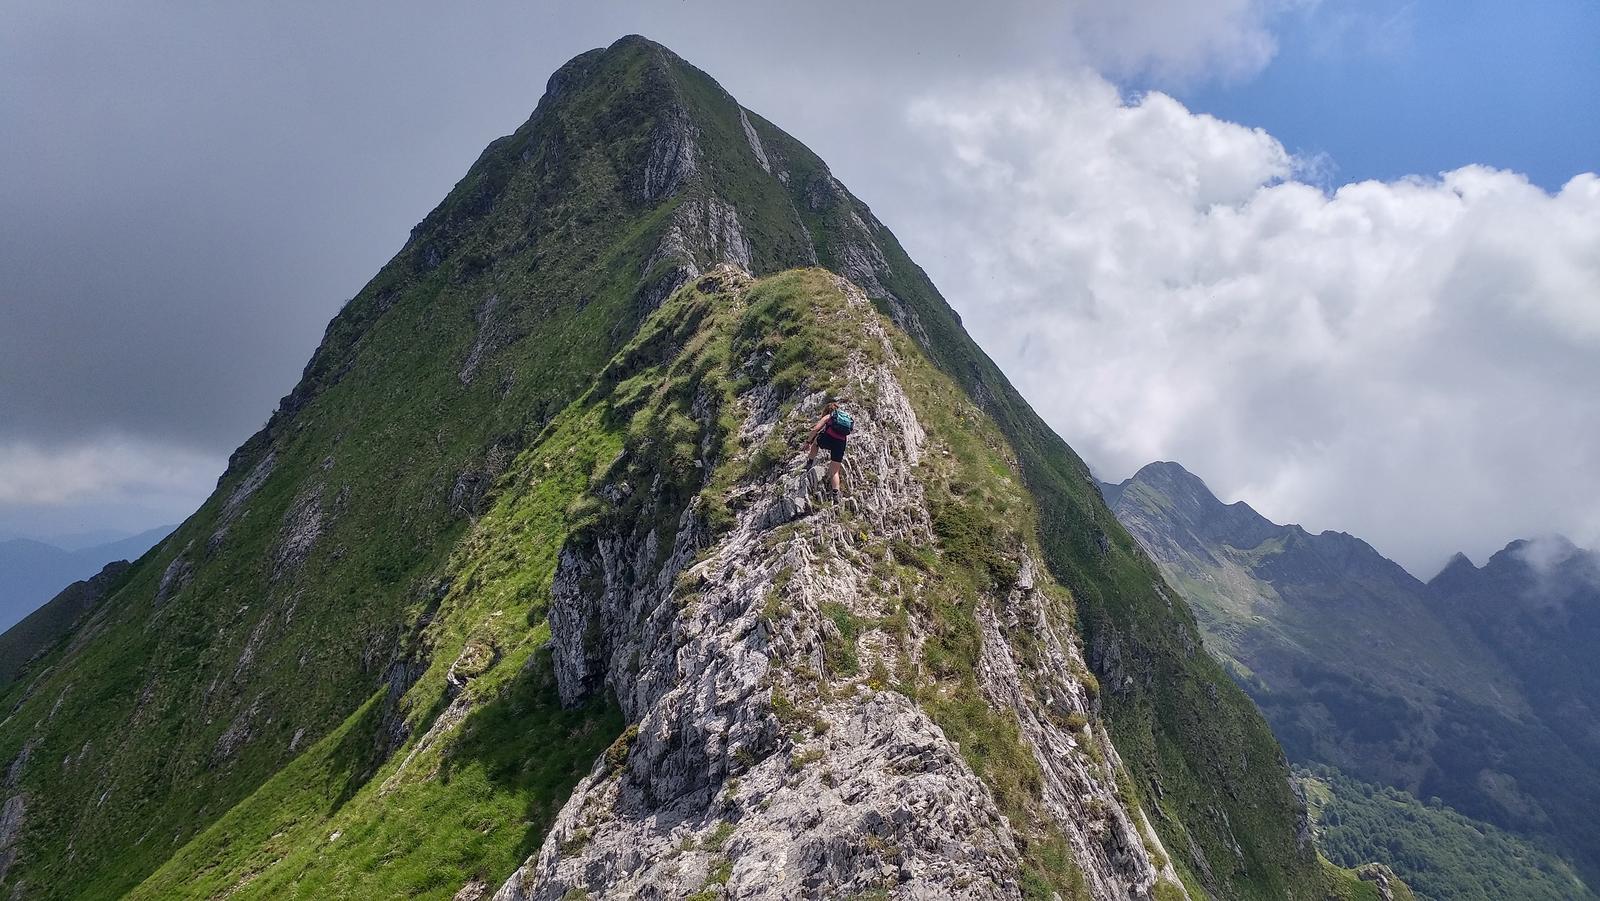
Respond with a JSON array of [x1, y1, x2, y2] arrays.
[[829, 461, 842, 492]]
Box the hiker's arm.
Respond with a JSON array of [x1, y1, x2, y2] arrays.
[[804, 414, 827, 444]]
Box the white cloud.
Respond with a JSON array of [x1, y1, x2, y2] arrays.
[[1060, 0, 1305, 83], [900, 73, 1600, 575], [0, 437, 219, 509]]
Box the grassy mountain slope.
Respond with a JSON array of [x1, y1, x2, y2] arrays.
[[130, 388, 633, 898], [0, 561, 133, 687], [1103, 461, 1600, 895], [1, 37, 1349, 899]]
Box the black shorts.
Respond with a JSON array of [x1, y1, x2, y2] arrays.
[[816, 431, 847, 462]]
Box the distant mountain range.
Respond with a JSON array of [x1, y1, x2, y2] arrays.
[[0, 526, 173, 632], [1102, 461, 1598, 898]]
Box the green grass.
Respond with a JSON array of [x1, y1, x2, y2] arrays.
[[130, 390, 636, 898], [132, 653, 619, 900], [820, 601, 864, 676]]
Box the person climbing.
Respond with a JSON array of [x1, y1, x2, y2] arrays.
[[804, 401, 854, 501]]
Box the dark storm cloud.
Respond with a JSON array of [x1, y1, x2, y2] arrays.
[[2, 0, 1105, 535], [0, 0, 1058, 451]]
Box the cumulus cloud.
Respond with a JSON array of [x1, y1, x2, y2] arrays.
[[899, 73, 1600, 575], [1060, 0, 1300, 83]]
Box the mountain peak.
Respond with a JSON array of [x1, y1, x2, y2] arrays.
[[1131, 459, 1208, 488], [1116, 461, 1223, 515], [1110, 460, 1282, 554], [1433, 550, 1478, 582], [1125, 461, 1258, 518], [1499, 534, 1584, 567]]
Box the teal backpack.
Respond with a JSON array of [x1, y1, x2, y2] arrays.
[[828, 409, 855, 436]]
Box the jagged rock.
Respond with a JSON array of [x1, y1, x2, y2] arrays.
[[379, 642, 497, 792], [459, 292, 507, 385], [4, 742, 32, 791], [212, 696, 263, 762], [1356, 863, 1401, 901], [446, 638, 499, 691], [648, 195, 753, 277], [800, 174, 930, 347], [224, 451, 277, 515], [270, 484, 325, 581], [976, 561, 1174, 898], [0, 738, 31, 882], [640, 102, 698, 202], [209, 450, 277, 552], [738, 107, 771, 174], [154, 550, 192, 606], [451, 443, 513, 518], [0, 794, 24, 883]]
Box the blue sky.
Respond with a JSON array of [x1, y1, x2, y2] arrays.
[[1177, 0, 1599, 190]]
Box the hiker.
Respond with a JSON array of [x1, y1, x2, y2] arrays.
[[804, 402, 854, 499]]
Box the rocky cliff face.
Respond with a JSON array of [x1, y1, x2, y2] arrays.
[[0, 37, 1354, 900]]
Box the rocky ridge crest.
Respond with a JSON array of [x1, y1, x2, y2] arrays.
[[493, 267, 1176, 900]]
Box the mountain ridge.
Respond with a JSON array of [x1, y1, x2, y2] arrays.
[[0, 36, 1387, 900], [0, 525, 173, 633], [1102, 459, 1600, 894]]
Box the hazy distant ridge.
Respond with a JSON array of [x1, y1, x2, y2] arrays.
[[0, 526, 173, 631]]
